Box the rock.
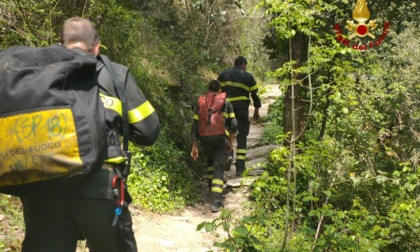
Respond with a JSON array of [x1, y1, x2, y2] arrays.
[[245, 157, 266, 176], [247, 169, 264, 176], [246, 144, 279, 160], [246, 157, 266, 168], [226, 177, 256, 187]]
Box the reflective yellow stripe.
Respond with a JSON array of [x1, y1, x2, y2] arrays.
[[249, 84, 259, 91], [207, 166, 214, 172], [194, 114, 199, 120], [223, 112, 236, 118], [128, 101, 155, 124], [222, 81, 250, 91], [212, 179, 224, 185], [100, 93, 122, 115], [104, 156, 126, 164], [212, 187, 223, 193], [208, 175, 214, 179], [227, 96, 249, 102], [101, 94, 155, 124], [237, 149, 246, 160]]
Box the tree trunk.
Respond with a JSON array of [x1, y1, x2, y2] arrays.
[[283, 32, 306, 147]]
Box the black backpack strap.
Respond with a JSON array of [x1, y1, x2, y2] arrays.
[[99, 55, 131, 177]]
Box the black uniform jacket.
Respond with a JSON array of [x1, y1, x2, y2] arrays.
[[69, 49, 160, 199], [217, 66, 261, 109], [96, 59, 160, 163]]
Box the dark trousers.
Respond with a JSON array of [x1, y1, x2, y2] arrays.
[[202, 135, 227, 203], [233, 106, 250, 173], [21, 196, 137, 252]]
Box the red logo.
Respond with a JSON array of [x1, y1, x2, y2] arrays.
[[333, 0, 390, 50]]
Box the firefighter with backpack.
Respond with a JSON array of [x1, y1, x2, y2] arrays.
[[17, 17, 160, 252], [191, 80, 237, 212]]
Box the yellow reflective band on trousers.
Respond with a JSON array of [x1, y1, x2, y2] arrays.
[[212, 187, 223, 193], [207, 166, 214, 179], [212, 179, 224, 185], [212, 179, 223, 192], [237, 148, 247, 160], [194, 114, 199, 120], [237, 149, 247, 154], [128, 101, 155, 124]]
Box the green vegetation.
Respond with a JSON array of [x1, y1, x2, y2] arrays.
[[1, 0, 267, 248], [198, 1, 419, 251], [0, 196, 24, 250], [1, 0, 419, 251], [127, 131, 198, 213]]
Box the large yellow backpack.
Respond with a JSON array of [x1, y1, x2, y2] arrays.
[[0, 45, 107, 197]]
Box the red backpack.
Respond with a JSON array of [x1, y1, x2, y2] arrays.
[[197, 92, 226, 137]]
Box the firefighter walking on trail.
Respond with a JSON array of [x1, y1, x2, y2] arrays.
[[217, 56, 261, 177], [19, 17, 160, 252], [191, 80, 237, 212]]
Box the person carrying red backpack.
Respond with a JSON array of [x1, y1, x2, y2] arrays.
[[190, 80, 237, 212]]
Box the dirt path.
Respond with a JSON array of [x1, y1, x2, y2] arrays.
[[132, 85, 280, 252], [133, 187, 252, 252]]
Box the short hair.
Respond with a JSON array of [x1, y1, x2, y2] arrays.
[[61, 17, 100, 52], [234, 56, 247, 67], [208, 80, 221, 92]]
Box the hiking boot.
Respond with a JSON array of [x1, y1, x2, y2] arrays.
[[210, 201, 223, 213], [211, 192, 223, 212], [224, 156, 233, 171], [236, 168, 245, 177]]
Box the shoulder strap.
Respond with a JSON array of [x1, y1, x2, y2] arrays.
[[99, 55, 129, 152]]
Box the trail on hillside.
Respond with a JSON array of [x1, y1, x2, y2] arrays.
[[132, 85, 280, 252]]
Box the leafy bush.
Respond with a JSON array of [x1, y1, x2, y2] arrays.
[[258, 96, 284, 146], [204, 135, 419, 251], [0, 195, 24, 250], [197, 208, 269, 252], [127, 128, 198, 213]]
